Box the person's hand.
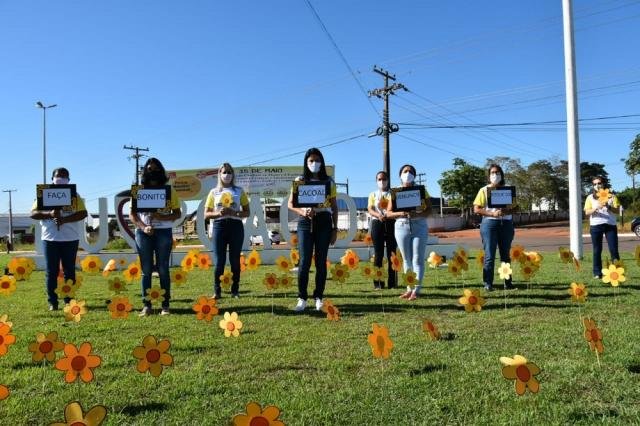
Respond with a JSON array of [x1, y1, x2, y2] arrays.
[[220, 207, 234, 217], [143, 225, 154, 235], [303, 208, 315, 219]]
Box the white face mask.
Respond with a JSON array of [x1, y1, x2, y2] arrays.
[[377, 180, 388, 190], [307, 161, 321, 174], [489, 173, 501, 184], [400, 172, 414, 184], [221, 173, 233, 184], [53, 177, 69, 185]]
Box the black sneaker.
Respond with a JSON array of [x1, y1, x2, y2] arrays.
[[504, 283, 516, 290]]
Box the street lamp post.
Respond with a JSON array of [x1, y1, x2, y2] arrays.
[[2, 189, 16, 253], [35, 101, 57, 184]]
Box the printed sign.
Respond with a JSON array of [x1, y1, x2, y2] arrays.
[[131, 185, 171, 212], [392, 185, 426, 212], [488, 186, 516, 208], [292, 180, 331, 208], [36, 184, 77, 209]]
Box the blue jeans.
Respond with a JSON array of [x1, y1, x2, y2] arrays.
[[590, 223, 619, 277], [135, 228, 173, 308], [297, 212, 332, 300], [480, 218, 514, 287], [371, 218, 397, 288], [43, 240, 78, 307], [212, 219, 244, 296], [394, 218, 428, 293]]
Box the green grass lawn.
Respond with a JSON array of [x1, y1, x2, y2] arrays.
[[0, 250, 638, 425]]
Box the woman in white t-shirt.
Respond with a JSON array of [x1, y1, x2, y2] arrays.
[[367, 171, 397, 289]]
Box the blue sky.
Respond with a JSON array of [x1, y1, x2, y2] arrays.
[[1, 0, 638, 214]]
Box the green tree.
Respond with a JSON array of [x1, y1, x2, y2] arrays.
[[438, 158, 486, 217], [624, 133, 640, 195], [526, 160, 557, 212]]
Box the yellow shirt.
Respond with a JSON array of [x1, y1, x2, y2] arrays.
[[205, 186, 249, 221], [584, 193, 619, 226], [473, 185, 512, 220], [368, 190, 392, 217]]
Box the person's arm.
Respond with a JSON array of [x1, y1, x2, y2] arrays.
[[55, 209, 87, 225], [31, 209, 55, 220], [367, 193, 384, 220], [129, 209, 152, 235], [287, 181, 314, 218]]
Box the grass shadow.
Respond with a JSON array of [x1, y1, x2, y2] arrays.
[[120, 402, 169, 417], [628, 364, 640, 374], [409, 363, 448, 377]]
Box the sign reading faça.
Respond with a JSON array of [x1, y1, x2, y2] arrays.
[[36, 184, 77, 209]]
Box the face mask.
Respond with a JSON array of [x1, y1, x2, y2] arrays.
[[400, 172, 414, 184], [490, 173, 501, 184], [377, 180, 388, 190], [593, 183, 603, 191], [53, 177, 69, 185], [221, 173, 233, 184], [149, 170, 164, 183], [308, 161, 321, 174]]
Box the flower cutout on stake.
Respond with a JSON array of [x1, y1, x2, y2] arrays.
[[289, 232, 298, 246], [123, 262, 142, 283], [28, 331, 65, 362], [181, 253, 197, 271], [275, 256, 291, 273], [263, 273, 279, 290], [427, 251, 443, 268], [331, 264, 349, 283], [558, 247, 573, 264], [219, 191, 233, 208], [8, 257, 33, 281], [341, 249, 360, 270], [55, 279, 78, 299], [64, 300, 87, 323], [0, 314, 12, 328], [500, 355, 541, 395], [197, 252, 212, 270], [144, 286, 166, 306], [498, 262, 512, 280], [219, 269, 233, 291], [192, 296, 219, 322], [0, 275, 16, 297], [458, 289, 485, 313], [583, 318, 604, 354], [50, 401, 107, 426], [568, 282, 588, 303], [171, 269, 188, 287], [476, 250, 485, 268], [321, 299, 341, 321], [232, 401, 285, 426], [219, 312, 243, 337], [80, 255, 103, 274], [363, 233, 373, 245], [289, 248, 300, 267], [390, 250, 403, 272], [372, 266, 387, 282], [279, 274, 292, 289], [0, 384, 8, 401], [422, 320, 441, 341], [0, 324, 16, 356], [108, 276, 127, 294], [108, 296, 133, 319], [246, 249, 262, 271], [55, 342, 101, 383], [367, 323, 393, 359], [402, 271, 417, 287], [601, 264, 625, 287], [448, 261, 461, 278], [519, 261, 538, 281], [132, 335, 173, 377], [361, 263, 374, 278], [510, 245, 526, 263]]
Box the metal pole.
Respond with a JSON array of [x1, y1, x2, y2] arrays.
[[43, 108, 47, 184], [563, 0, 583, 258], [3, 189, 16, 252]]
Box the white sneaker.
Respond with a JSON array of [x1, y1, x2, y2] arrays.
[[315, 298, 323, 311], [294, 298, 307, 312]]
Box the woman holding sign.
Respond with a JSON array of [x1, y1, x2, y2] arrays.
[[130, 158, 182, 316], [386, 164, 431, 300], [367, 171, 397, 289], [30, 167, 87, 311], [204, 163, 250, 299], [288, 148, 338, 312], [473, 164, 515, 292]]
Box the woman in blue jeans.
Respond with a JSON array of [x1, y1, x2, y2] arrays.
[[473, 164, 515, 292], [205, 163, 250, 299], [288, 148, 338, 312], [386, 164, 431, 300], [130, 158, 182, 316]]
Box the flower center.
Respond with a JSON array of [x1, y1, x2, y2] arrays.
[[468, 296, 478, 305], [202, 305, 211, 314], [328, 306, 335, 315], [63, 285, 71, 293], [376, 335, 386, 352], [610, 272, 619, 280], [426, 323, 435, 332], [17, 266, 25, 274], [515, 365, 531, 382], [71, 355, 87, 371], [227, 322, 236, 332], [89, 261, 96, 268], [249, 416, 270, 426], [117, 303, 126, 312], [39, 341, 53, 353], [0, 336, 4, 345], [131, 267, 139, 275], [176, 274, 182, 280], [590, 329, 599, 341], [71, 306, 81, 315], [146, 349, 161, 363], [575, 288, 583, 296], [1, 282, 8, 289]]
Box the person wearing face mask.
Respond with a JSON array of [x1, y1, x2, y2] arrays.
[[205, 163, 250, 299], [386, 164, 431, 300], [288, 147, 338, 312], [473, 164, 516, 292], [584, 176, 620, 279], [367, 171, 397, 290], [130, 158, 182, 316], [31, 167, 88, 311]]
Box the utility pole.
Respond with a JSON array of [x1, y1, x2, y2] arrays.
[[368, 66, 407, 175], [123, 145, 150, 185], [416, 173, 426, 185], [3, 189, 16, 252]]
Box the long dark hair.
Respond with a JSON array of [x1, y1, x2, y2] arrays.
[[51, 167, 70, 179], [487, 164, 505, 186], [303, 147, 329, 181], [141, 157, 168, 186]]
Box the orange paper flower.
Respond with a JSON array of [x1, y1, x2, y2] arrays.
[[232, 401, 284, 426], [8, 257, 33, 281], [132, 335, 173, 377], [123, 263, 142, 283], [263, 273, 279, 290], [279, 274, 292, 288], [558, 247, 573, 264], [321, 299, 341, 321], [289, 233, 299, 246], [197, 252, 213, 270], [181, 252, 197, 271], [0, 324, 16, 356], [458, 289, 485, 312], [372, 266, 387, 281], [367, 323, 393, 359], [55, 279, 78, 299], [50, 401, 107, 426], [63, 300, 87, 323], [55, 342, 102, 383], [192, 296, 219, 322], [422, 320, 441, 340], [363, 233, 373, 245], [601, 264, 625, 287], [402, 271, 417, 286], [219, 312, 243, 337], [0, 275, 16, 297], [0, 384, 8, 401], [568, 282, 587, 303], [519, 261, 539, 280], [361, 263, 374, 278], [448, 261, 461, 277], [583, 318, 604, 353], [596, 188, 610, 204], [340, 249, 360, 270], [28, 331, 65, 362], [390, 250, 403, 272], [102, 259, 117, 277], [0, 314, 12, 328], [108, 296, 133, 319], [500, 355, 541, 395], [80, 255, 103, 274], [510, 245, 526, 263], [427, 251, 443, 268], [289, 248, 299, 266]]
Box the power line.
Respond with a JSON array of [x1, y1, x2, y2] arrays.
[[398, 113, 640, 128]]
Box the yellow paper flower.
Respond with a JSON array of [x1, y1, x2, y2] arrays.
[[498, 262, 512, 280], [372, 266, 387, 281], [55, 279, 78, 299], [341, 249, 360, 270], [454, 254, 469, 271], [80, 255, 103, 274], [144, 286, 166, 305], [197, 252, 213, 270], [193, 296, 219, 322], [64, 299, 87, 323], [558, 247, 573, 264], [500, 355, 541, 395], [50, 401, 107, 426], [321, 299, 341, 321], [232, 401, 285, 426], [583, 318, 604, 353], [0, 324, 16, 356], [519, 261, 538, 280], [132, 335, 173, 377], [367, 323, 393, 359], [275, 256, 291, 273], [596, 188, 610, 204], [108, 296, 133, 319], [0, 384, 8, 401], [510, 245, 526, 263], [123, 263, 142, 283], [0, 314, 12, 328], [361, 263, 374, 278], [8, 257, 33, 281], [289, 248, 300, 267], [108, 276, 127, 294], [219, 269, 233, 291], [171, 269, 188, 286], [601, 264, 625, 287], [181, 252, 198, 271], [455, 246, 468, 260], [219, 191, 233, 208], [568, 282, 587, 303], [476, 250, 485, 267], [458, 289, 485, 312], [390, 250, 403, 272], [263, 273, 279, 290], [289, 233, 299, 246], [448, 261, 461, 277], [74, 273, 84, 289], [402, 271, 417, 286], [28, 331, 65, 362], [117, 258, 128, 268], [0, 275, 17, 296], [331, 264, 350, 283], [427, 251, 443, 268], [54, 342, 102, 383], [246, 249, 262, 270], [219, 311, 243, 337], [524, 251, 543, 266], [279, 274, 292, 288], [422, 320, 441, 340]]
